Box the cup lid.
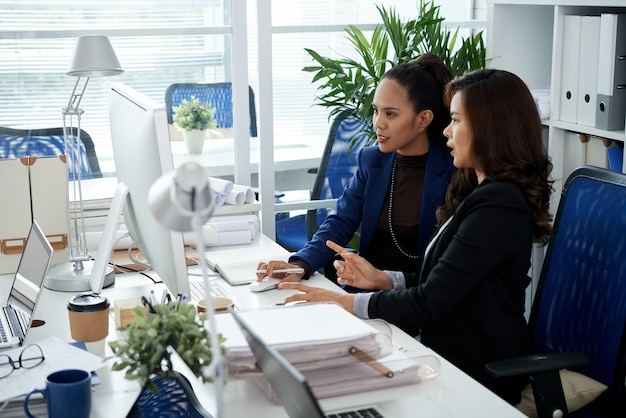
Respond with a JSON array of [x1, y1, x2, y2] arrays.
[[67, 292, 110, 312]]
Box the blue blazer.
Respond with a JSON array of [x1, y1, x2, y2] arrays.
[[290, 141, 456, 274]]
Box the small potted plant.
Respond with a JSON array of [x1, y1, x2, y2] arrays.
[[109, 300, 225, 412], [172, 95, 217, 154]]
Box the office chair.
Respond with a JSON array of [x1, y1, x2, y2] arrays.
[[0, 126, 102, 180], [486, 166, 626, 418], [275, 110, 368, 252], [165, 82, 258, 137]]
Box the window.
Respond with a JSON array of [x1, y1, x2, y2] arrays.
[[0, 0, 485, 236], [0, 0, 229, 174]]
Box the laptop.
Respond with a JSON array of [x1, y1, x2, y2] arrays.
[[0, 220, 54, 349], [228, 307, 453, 418]]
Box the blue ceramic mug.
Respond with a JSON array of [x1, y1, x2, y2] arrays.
[[23, 369, 91, 418]]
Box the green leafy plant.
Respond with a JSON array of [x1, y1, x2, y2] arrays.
[[172, 96, 218, 132], [109, 300, 225, 393], [303, 0, 486, 148]]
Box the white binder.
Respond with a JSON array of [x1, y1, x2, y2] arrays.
[[559, 15, 581, 124], [596, 14, 626, 131], [0, 156, 67, 274], [0, 158, 33, 273], [29, 156, 69, 266], [577, 16, 601, 127]]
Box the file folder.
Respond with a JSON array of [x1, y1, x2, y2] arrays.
[[559, 15, 581, 124], [596, 14, 626, 131], [577, 16, 601, 127]]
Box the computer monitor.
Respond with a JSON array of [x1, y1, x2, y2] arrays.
[[108, 82, 189, 296]]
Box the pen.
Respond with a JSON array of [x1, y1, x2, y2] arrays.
[[256, 268, 305, 275], [141, 295, 155, 313], [149, 289, 156, 307]]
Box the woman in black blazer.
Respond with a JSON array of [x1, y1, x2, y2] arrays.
[[279, 69, 554, 405]]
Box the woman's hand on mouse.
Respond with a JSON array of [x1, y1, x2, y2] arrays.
[[256, 260, 304, 282]]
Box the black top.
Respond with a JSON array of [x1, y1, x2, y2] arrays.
[[368, 153, 426, 273]]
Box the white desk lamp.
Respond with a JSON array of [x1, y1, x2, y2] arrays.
[[46, 35, 124, 292], [148, 161, 225, 418]]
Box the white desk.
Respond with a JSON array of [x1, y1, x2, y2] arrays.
[[0, 234, 526, 418]]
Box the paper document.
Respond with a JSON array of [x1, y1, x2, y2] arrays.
[[0, 336, 105, 403]]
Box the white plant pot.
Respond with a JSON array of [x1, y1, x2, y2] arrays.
[[182, 129, 206, 154]]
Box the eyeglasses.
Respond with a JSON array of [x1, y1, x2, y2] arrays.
[[0, 344, 45, 379]]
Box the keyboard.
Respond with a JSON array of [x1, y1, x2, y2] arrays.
[[0, 306, 20, 344], [0, 309, 9, 343], [326, 407, 384, 418], [189, 280, 229, 302]]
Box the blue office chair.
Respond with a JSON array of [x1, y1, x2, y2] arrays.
[[0, 126, 102, 180], [275, 111, 368, 252], [165, 82, 258, 137], [486, 166, 626, 418]]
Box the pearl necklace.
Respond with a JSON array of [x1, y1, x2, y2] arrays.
[[387, 157, 419, 259]]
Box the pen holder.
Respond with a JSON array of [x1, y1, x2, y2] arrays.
[[114, 298, 144, 327]]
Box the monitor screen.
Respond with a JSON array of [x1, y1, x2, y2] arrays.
[[108, 82, 189, 296]]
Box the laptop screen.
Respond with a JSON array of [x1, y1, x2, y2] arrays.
[[7, 220, 53, 322]]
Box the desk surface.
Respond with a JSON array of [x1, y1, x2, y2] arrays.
[[0, 234, 525, 418]]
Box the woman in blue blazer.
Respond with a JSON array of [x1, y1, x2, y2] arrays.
[[259, 54, 456, 286]]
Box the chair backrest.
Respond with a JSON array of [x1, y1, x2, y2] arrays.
[[165, 82, 258, 137], [0, 126, 102, 180], [305, 111, 369, 239], [531, 166, 626, 394]]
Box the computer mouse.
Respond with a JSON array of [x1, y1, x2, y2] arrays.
[[249, 277, 282, 292]]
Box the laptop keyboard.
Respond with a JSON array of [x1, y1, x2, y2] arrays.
[[0, 308, 8, 343], [326, 407, 384, 418]]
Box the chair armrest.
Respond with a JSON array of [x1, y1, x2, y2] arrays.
[[486, 352, 590, 418], [486, 352, 590, 378]]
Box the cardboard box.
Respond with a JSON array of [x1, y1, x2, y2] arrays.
[[114, 297, 144, 327]]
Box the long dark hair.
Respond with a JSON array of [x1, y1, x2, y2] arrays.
[[381, 53, 453, 147], [437, 69, 553, 244]]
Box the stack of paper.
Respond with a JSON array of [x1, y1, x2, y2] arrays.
[[257, 348, 426, 400], [214, 303, 423, 397], [184, 215, 258, 247]]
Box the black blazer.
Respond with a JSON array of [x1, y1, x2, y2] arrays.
[[368, 179, 534, 404]]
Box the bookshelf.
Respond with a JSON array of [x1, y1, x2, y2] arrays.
[[487, 1, 626, 210]]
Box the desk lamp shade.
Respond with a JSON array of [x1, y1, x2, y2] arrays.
[[149, 162, 214, 232], [45, 35, 123, 292], [67, 35, 124, 77]]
